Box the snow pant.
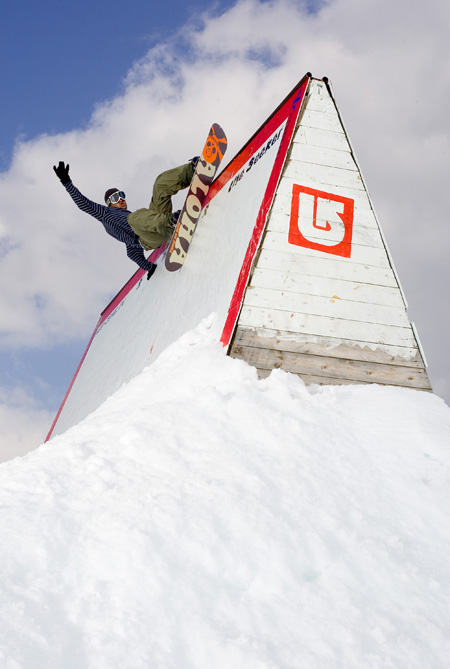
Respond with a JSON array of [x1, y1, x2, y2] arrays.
[[127, 162, 195, 250]]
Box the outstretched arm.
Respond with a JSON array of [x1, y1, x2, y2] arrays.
[[53, 161, 106, 219]]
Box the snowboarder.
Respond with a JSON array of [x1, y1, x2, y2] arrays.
[[53, 159, 198, 278]]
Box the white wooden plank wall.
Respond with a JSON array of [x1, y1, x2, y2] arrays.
[[229, 79, 432, 391]]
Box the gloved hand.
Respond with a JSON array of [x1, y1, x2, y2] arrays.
[[146, 263, 157, 280], [53, 161, 71, 185]]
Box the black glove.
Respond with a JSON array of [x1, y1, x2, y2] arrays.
[[146, 263, 157, 280], [53, 161, 71, 185]]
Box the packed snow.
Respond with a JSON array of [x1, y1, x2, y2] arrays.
[[1, 322, 450, 668]]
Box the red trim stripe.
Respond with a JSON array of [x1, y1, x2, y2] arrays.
[[219, 79, 309, 346]]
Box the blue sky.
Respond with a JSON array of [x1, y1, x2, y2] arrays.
[[0, 0, 224, 172], [0, 0, 236, 454], [1, 0, 449, 460]]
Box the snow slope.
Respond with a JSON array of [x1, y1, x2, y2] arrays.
[[1, 319, 450, 668]]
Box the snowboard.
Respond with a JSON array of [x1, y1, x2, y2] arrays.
[[165, 123, 227, 272]]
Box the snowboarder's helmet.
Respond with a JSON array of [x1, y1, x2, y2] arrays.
[[104, 188, 121, 204]]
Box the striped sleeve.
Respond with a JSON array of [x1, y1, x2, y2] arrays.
[[64, 181, 106, 221], [126, 244, 156, 272]]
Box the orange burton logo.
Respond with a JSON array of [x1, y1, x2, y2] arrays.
[[289, 185, 354, 258]]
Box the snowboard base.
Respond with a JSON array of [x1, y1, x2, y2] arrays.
[[165, 123, 227, 272]]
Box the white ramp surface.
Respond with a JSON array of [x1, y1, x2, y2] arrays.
[[47, 76, 309, 438]]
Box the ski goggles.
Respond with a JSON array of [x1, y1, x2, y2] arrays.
[[106, 190, 126, 205]]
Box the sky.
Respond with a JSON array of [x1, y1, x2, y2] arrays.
[[1, 325, 450, 666], [1, 0, 449, 460]]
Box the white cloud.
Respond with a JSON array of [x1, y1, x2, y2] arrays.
[[0, 387, 52, 462], [0, 0, 449, 458]]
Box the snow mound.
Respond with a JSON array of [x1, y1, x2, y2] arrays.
[[1, 322, 450, 668]]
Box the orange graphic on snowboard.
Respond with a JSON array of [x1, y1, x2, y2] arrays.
[[203, 126, 227, 164]]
